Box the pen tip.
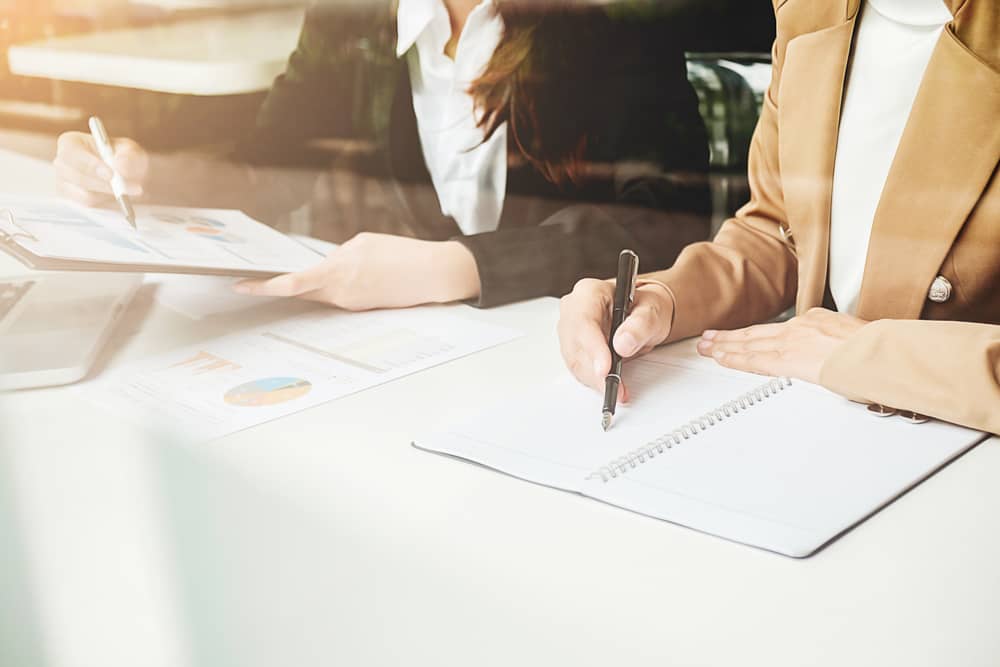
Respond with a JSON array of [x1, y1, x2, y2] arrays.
[[122, 200, 137, 229], [602, 412, 612, 432]]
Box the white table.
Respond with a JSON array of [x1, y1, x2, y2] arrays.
[[1, 149, 998, 667], [7, 8, 304, 95]]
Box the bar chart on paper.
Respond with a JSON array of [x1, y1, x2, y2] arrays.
[[81, 307, 521, 440]]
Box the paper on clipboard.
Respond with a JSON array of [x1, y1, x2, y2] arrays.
[[0, 195, 320, 277]]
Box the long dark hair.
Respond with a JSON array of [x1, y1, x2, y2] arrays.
[[467, 2, 590, 185]]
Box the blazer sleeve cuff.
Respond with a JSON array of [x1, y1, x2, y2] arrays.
[[453, 232, 539, 309], [818, 319, 1000, 434], [818, 320, 892, 404]]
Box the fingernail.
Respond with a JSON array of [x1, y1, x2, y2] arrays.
[[702, 330, 718, 340], [616, 332, 639, 357], [593, 357, 605, 377], [713, 350, 726, 360], [697, 339, 712, 352]]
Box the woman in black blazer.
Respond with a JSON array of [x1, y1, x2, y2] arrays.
[[55, 0, 713, 309]]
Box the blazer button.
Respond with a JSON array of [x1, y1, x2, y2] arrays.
[[927, 275, 952, 303]]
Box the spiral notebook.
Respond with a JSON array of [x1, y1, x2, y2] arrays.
[[413, 343, 987, 557]]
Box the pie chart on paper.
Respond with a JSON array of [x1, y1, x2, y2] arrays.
[[224, 377, 312, 407]]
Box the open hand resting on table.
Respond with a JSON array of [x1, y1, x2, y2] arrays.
[[558, 277, 869, 398], [54, 131, 149, 207], [696, 308, 867, 384], [234, 232, 481, 311]]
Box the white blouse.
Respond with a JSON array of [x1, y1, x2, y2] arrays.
[[828, 0, 952, 314], [397, 0, 507, 236]]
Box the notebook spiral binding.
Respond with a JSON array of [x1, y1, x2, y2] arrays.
[[587, 377, 793, 483]]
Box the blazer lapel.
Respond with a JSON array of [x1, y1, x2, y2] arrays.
[[777, 2, 860, 313], [855, 25, 1000, 320]]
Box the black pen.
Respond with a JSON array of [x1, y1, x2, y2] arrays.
[[602, 249, 639, 431]]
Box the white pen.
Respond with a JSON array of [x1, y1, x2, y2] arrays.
[[88, 116, 137, 229]]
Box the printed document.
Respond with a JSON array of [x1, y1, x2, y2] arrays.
[[82, 306, 521, 440], [0, 195, 320, 275]]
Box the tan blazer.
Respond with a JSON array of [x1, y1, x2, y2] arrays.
[[643, 0, 1000, 433]]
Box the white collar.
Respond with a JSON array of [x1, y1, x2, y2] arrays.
[[867, 0, 952, 26], [396, 0, 499, 58], [396, 0, 438, 58]]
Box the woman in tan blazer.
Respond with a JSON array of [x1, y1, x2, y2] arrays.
[[558, 0, 1000, 434]]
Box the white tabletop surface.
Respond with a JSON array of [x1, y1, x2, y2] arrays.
[[0, 148, 998, 667], [7, 8, 304, 95]]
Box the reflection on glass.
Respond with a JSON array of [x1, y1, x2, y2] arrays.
[[0, 1, 785, 665]]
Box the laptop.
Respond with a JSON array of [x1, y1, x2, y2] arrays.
[[0, 272, 141, 391]]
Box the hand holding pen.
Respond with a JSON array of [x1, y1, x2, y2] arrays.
[[88, 117, 137, 228], [556, 255, 676, 427], [53, 121, 149, 220], [602, 250, 639, 431]]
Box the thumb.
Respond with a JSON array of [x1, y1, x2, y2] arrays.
[[612, 302, 669, 358], [235, 260, 332, 297]]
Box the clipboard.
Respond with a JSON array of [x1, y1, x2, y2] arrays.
[[0, 198, 323, 278]]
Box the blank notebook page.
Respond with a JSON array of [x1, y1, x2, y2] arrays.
[[421, 349, 761, 491], [416, 344, 986, 557], [586, 380, 983, 556]]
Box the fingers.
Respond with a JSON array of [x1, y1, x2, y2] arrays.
[[698, 309, 866, 385], [54, 132, 145, 204], [57, 180, 114, 208], [54, 157, 116, 196], [702, 321, 787, 343], [558, 279, 613, 391], [235, 261, 332, 297], [710, 348, 784, 377], [55, 132, 110, 179], [112, 138, 149, 182], [697, 319, 799, 378], [698, 335, 781, 358], [563, 314, 613, 392], [558, 280, 675, 398], [611, 284, 674, 358]]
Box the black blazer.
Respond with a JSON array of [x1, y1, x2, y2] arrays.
[[240, 1, 712, 306]]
